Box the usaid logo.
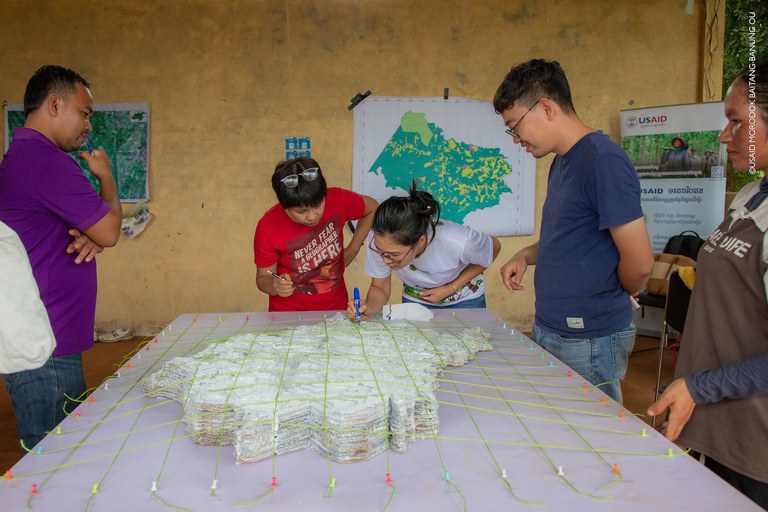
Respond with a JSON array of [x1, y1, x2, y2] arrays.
[[626, 114, 668, 128]]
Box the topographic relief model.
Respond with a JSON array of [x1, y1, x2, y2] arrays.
[[142, 314, 492, 464], [369, 111, 513, 224]]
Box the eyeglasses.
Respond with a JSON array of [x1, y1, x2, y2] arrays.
[[368, 239, 416, 265], [505, 98, 542, 138], [280, 167, 319, 188]]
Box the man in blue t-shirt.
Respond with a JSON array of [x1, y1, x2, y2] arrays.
[[493, 59, 653, 403]]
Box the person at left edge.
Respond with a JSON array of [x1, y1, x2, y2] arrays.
[[0, 65, 122, 449], [254, 156, 378, 311]]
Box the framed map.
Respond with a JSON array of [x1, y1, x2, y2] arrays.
[[352, 96, 535, 236], [4, 103, 150, 202]]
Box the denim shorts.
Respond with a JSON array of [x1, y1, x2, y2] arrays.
[[3, 353, 86, 449], [532, 321, 636, 403], [401, 294, 487, 310]]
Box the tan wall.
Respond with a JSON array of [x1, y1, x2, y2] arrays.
[[0, 0, 710, 333]]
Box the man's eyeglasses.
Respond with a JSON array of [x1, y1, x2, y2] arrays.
[[368, 239, 416, 265], [505, 99, 542, 138], [281, 167, 319, 188]]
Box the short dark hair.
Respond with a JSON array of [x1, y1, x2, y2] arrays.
[[271, 156, 327, 209], [735, 57, 768, 123], [373, 181, 440, 245], [24, 65, 90, 117], [493, 59, 575, 115]]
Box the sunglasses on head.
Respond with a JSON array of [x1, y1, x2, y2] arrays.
[[281, 167, 319, 188]]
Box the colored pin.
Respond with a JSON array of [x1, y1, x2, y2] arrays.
[[557, 466, 564, 476], [89, 396, 95, 404], [567, 370, 573, 378], [31, 483, 37, 495], [667, 448, 674, 457], [444, 471, 451, 482], [271, 477, 277, 488], [5, 470, 11, 480], [104, 382, 109, 391], [329, 477, 336, 489], [91, 484, 99, 494], [385, 473, 392, 484], [620, 410, 626, 419], [151, 481, 158, 491], [145, 344, 150, 351], [501, 469, 508, 479], [211, 479, 217, 490], [36, 446, 43, 454], [127, 361, 132, 369], [75, 410, 81, 418], [56, 426, 62, 435], [583, 382, 588, 391], [613, 464, 620, 474], [601, 395, 606, 404], [641, 428, 648, 437]]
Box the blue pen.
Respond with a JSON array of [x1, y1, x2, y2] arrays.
[[353, 288, 361, 324], [85, 135, 94, 156]]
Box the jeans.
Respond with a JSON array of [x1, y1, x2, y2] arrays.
[[3, 353, 86, 449], [402, 294, 487, 309], [532, 321, 636, 403]]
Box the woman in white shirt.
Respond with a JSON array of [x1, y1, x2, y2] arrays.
[[349, 183, 500, 320]]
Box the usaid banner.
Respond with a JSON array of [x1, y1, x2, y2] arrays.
[[620, 103, 727, 252]]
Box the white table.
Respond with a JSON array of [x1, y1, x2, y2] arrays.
[[1, 310, 759, 511]]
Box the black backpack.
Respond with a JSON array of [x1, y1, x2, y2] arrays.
[[663, 230, 705, 261]]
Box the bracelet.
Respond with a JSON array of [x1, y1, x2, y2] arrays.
[[451, 282, 458, 294]]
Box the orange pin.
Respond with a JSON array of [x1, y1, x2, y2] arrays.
[[613, 463, 620, 473], [4, 470, 11, 480], [620, 410, 626, 419], [583, 382, 588, 391], [127, 361, 132, 369], [89, 396, 95, 404], [600, 395, 606, 404]]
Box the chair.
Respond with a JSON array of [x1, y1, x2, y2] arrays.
[[652, 269, 693, 427], [637, 253, 696, 330]]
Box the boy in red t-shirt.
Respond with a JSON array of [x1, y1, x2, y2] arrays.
[[254, 157, 377, 311]]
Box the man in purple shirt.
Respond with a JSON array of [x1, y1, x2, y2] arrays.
[[0, 65, 122, 449]]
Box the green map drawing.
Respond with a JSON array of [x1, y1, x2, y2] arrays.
[[5, 104, 149, 201], [368, 111, 513, 224]]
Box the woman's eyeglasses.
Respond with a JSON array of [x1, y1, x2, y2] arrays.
[[368, 239, 416, 265], [281, 167, 319, 188]]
